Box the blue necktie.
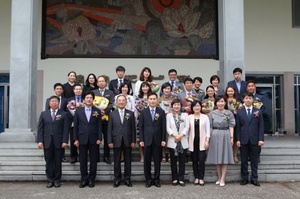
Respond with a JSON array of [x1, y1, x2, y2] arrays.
[[151, 109, 155, 121], [247, 108, 251, 120]]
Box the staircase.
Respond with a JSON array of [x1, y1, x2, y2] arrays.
[[1, 136, 300, 182]]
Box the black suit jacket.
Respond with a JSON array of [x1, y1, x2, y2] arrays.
[[227, 80, 247, 102], [109, 79, 133, 96], [37, 110, 69, 149], [139, 107, 166, 147], [236, 107, 264, 145], [73, 107, 103, 145], [107, 109, 136, 147]]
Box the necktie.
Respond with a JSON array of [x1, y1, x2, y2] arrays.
[[151, 109, 155, 121], [120, 110, 124, 124], [52, 110, 55, 121], [247, 108, 251, 120], [188, 92, 191, 97], [171, 81, 174, 89], [100, 90, 104, 96], [86, 108, 91, 122], [76, 96, 80, 102], [119, 79, 122, 86]]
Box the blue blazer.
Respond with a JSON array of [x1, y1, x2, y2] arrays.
[[73, 107, 102, 145], [227, 80, 247, 102], [236, 107, 264, 145], [37, 110, 69, 149], [139, 107, 166, 147]]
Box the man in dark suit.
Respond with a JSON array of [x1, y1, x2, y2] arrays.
[[177, 77, 203, 114], [227, 67, 247, 102], [45, 83, 67, 111], [63, 71, 77, 99], [107, 95, 136, 187], [73, 91, 102, 188], [139, 92, 166, 188], [109, 65, 133, 96], [93, 75, 115, 164], [37, 96, 69, 188], [246, 80, 266, 163], [236, 92, 264, 187], [63, 83, 83, 163]]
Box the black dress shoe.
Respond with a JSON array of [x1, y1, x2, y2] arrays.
[[125, 181, 132, 187], [70, 157, 77, 164], [257, 157, 261, 164], [46, 182, 53, 188], [240, 180, 249, 185], [104, 157, 112, 164], [62, 158, 69, 163], [79, 182, 88, 188], [154, 182, 161, 188], [113, 181, 120, 188], [178, 181, 185, 187], [251, 180, 261, 186], [88, 181, 95, 188], [145, 181, 152, 188], [54, 182, 61, 188]]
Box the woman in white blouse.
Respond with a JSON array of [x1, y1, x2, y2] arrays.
[[188, 100, 210, 186], [114, 82, 135, 112], [134, 67, 153, 97], [166, 99, 189, 186]]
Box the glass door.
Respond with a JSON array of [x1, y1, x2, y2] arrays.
[[255, 84, 277, 134], [0, 84, 9, 133]]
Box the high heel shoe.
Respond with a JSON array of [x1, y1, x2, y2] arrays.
[[234, 155, 239, 163]]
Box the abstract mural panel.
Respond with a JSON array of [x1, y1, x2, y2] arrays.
[[42, 0, 218, 59]]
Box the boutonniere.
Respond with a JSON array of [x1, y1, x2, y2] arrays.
[[154, 113, 160, 120], [55, 115, 62, 121], [125, 113, 130, 120], [253, 111, 260, 118], [179, 116, 184, 123], [92, 111, 99, 117], [224, 116, 229, 121]]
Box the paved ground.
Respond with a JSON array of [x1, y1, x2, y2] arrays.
[[1, 181, 300, 199]]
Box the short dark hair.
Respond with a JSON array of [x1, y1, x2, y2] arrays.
[[184, 77, 193, 84], [210, 75, 220, 84], [193, 77, 203, 84], [139, 67, 153, 82], [85, 73, 97, 87], [147, 92, 157, 99], [243, 91, 254, 99], [53, 83, 63, 90], [83, 91, 95, 100], [171, 98, 181, 107], [246, 80, 256, 87], [116, 94, 127, 101], [190, 100, 202, 114], [214, 95, 227, 107], [73, 83, 82, 90], [119, 82, 130, 95], [116, 65, 125, 72], [168, 69, 177, 74], [161, 82, 172, 92], [233, 67, 243, 74], [49, 95, 60, 102], [68, 71, 77, 77]]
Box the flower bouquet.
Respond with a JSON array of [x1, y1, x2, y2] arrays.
[[159, 99, 172, 113], [228, 99, 243, 114], [184, 96, 197, 114], [171, 86, 183, 97], [201, 99, 214, 114], [135, 98, 148, 112], [67, 100, 84, 116], [253, 98, 263, 109], [93, 96, 109, 121], [150, 82, 160, 93]]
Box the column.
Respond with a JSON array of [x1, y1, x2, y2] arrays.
[[218, 0, 245, 88], [0, 0, 39, 141], [283, 72, 295, 136]]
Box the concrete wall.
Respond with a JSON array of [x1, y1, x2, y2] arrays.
[[1, 0, 300, 101]]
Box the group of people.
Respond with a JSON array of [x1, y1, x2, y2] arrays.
[[37, 66, 265, 189]]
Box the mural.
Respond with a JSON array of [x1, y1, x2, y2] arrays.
[[42, 0, 218, 59]]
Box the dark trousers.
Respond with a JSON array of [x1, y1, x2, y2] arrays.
[[240, 141, 259, 181], [69, 127, 78, 158], [102, 123, 110, 158], [44, 136, 63, 183], [191, 150, 206, 179], [144, 142, 162, 183], [79, 143, 99, 183], [113, 138, 132, 182], [169, 148, 186, 181]]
